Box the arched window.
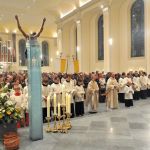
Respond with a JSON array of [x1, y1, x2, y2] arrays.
[[98, 15, 104, 60], [19, 39, 27, 66], [42, 41, 49, 66], [131, 0, 144, 57]]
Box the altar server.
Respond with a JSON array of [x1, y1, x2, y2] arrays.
[[63, 74, 75, 117], [42, 78, 51, 123], [106, 73, 119, 110], [74, 79, 85, 116], [10, 85, 26, 127], [118, 72, 126, 103], [147, 74, 150, 97], [99, 73, 106, 103], [132, 73, 141, 100], [140, 72, 148, 99], [124, 82, 134, 107], [86, 73, 99, 113]]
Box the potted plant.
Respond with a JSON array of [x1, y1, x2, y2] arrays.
[[0, 88, 22, 140]]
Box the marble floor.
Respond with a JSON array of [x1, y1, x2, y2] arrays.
[[1, 99, 150, 150]]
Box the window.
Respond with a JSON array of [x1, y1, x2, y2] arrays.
[[42, 41, 49, 66], [0, 39, 13, 62], [98, 15, 104, 60], [19, 39, 27, 66], [131, 0, 144, 57]]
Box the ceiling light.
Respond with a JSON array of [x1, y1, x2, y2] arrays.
[[79, 0, 92, 7], [53, 32, 58, 38], [60, 6, 76, 18], [101, 5, 104, 9], [13, 29, 17, 33], [103, 7, 108, 12], [5, 28, 9, 33]]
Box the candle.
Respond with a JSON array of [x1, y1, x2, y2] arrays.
[[47, 96, 50, 117], [66, 93, 68, 113], [54, 93, 57, 115], [58, 102, 61, 117], [62, 91, 65, 106], [68, 94, 71, 114]]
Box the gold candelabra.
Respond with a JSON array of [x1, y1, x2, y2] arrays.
[[45, 105, 72, 134]]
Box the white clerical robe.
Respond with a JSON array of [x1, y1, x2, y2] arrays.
[[140, 75, 147, 90], [106, 77, 119, 109], [42, 85, 51, 108], [124, 85, 134, 100], [50, 83, 62, 105], [74, 85, 85, 102], [86, 80, 99, 112], [133, 77, 141, 91]]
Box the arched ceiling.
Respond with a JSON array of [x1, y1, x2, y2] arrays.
[[0, 0, 93, 37]]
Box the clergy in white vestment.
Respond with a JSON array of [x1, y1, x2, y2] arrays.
[[63, 74, 75, 117], [124, 82, 134, 107], [74, 79, 85, 116], [86, 73, 99, 113], [118, 72, 127, 103], [147, 74, 150, 97], [106, 73, 119, 110], [42, 78, 51, 123], [132, 72, 141, 100], [139, 72, 148, 99], [10, 85, 26, 127]]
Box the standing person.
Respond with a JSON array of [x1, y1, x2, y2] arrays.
[[118, 72, 126, 103], [140, 72, 147, 99], [99, 73, 106, 103], [10, 85, 26, 128], [42, 78, 51, 123], [147, 74, 150, 97], [63, 74, 75, 118], [124, 82, 134, 107], [50, 76, 62, 116], [86, 73, 99, 113], [106, 73, 119, 110], [74, 79, 85, 116], [132, 72, 141, 100]]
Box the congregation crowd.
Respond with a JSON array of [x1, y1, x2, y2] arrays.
[[0, 70, 150, 126]]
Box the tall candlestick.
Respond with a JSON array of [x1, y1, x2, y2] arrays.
[[54, 93, 57, 115], [58, 102, 61, 117], [47, 96, 50, 117]]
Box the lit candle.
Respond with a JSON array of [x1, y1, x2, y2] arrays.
[[66, 93, 68, 113], [47, 96, 50, 117], [54, 93, 57, 115], [68, 94, 71, 114], [58, 102, 61, 117], [62, 91, 65, 106]]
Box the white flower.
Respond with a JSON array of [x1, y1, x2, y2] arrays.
[[0, 93, 7, 98], [5, 100, 13, 106]]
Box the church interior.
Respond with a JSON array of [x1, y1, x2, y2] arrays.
[[0, 0, 150, 150]]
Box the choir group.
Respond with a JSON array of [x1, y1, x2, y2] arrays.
[[0, 70, 150, 126]]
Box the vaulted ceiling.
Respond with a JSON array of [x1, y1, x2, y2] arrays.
[[0, 0, 93, 37]]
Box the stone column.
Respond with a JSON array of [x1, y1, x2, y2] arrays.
[[57, 28, 63, 53], [26, 39, 43, 141], [76, 20, 82, 72]]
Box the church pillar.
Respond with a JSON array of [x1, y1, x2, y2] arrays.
[[76, 20, 82, 71], [145, 0, 150, 74], [57, 28, 63, 53], [103, 8, 111, 72]]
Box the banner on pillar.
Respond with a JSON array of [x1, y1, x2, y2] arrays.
[[73, 60, 79, 73], [61, 59, 67, 73]]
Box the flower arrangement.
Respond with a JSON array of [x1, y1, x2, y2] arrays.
[[0, 91, 21, 124]]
